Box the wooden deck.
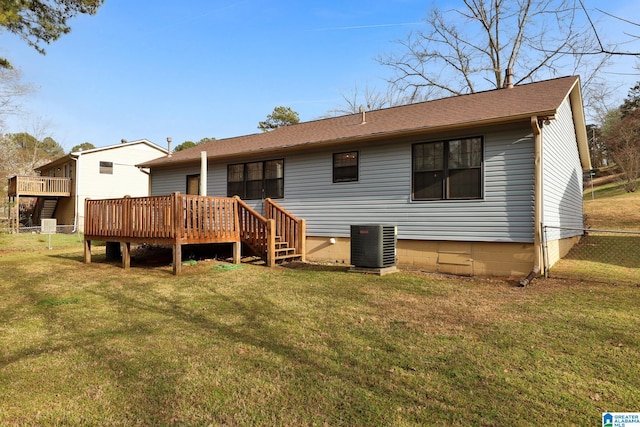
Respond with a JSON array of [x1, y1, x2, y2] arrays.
[[83, 192, 305, 274], [8, 176, 71, 197], [6, 175, 72, 230]]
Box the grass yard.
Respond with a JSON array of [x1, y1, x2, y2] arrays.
[[1, 234, 639, 425], [547, 181, 640, 284], [583, 178, 640, 231]]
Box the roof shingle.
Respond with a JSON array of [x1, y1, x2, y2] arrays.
[[143, 76, 580, 168]]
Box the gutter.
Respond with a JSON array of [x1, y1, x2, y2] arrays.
[[520, 116, 544, 286], [139, 115, 558, 170]]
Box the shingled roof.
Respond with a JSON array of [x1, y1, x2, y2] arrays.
[[142, 75, 586, 168]]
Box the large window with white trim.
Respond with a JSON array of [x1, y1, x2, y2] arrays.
[[412, 137, 483, 200], [227, 159, 284, 199]]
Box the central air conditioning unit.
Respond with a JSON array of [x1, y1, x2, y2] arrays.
[[350, 224, 397, 268]]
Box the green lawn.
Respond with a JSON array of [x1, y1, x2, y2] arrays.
[[1, 234, 638, 425], [548, 181, 640, 284]]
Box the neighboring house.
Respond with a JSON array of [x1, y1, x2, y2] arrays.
[[8, 139, 167, 232], [140, 76, 591, 278]]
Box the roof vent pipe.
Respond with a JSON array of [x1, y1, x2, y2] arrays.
[[167, 137, 172, 157], [359, 105, 366, 124], [505, 68, 514, 89]]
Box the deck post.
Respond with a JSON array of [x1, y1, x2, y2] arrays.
[[122, 242, 131, 269], [172, 192, 182, 275], [13, 194, 19, 232], [84, 239, 91, 264], [173, 243, 182, 275], [299, 219, 307, 262], [232, 241, 241, 264], [267, 218, 276, 267]]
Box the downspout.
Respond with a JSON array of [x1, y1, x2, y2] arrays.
[[71, 155, 79, 233], [136, 167, 152, 196], [520, 116, 543, 286]]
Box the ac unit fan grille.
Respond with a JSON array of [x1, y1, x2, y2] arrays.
[[351, 224, 396, 268]]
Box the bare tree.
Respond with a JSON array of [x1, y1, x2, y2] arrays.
[[0, 68, 35, 191], [581, 3, 640, 57], [0, 68, 34, 129], [324, 84, 415, 117], [602, 107, 640, 192], [377, 0, 607, 101]]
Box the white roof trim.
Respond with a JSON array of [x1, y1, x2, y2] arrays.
[[70, 139, 168, 156]]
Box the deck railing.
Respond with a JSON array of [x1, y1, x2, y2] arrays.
[[180, 195, 240, 242], [235, 197, 272, 264], [84, 193, 240, 242], [8, 176, 71, 197], [265, 198, 306, 261], [84, 193, 305, 271]]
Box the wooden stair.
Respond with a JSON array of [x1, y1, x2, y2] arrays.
[[41, 198, 58, 220], [32, 197, 58, 226], [273, 235, 302, 263]]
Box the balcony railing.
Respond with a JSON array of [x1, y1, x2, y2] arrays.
[[8, 176, 71, 197]]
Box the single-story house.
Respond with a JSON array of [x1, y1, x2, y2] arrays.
[[8, 139, 167, 232], [140, 75, 591, 278]]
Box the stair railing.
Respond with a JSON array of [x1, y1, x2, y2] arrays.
[[265, 198, 306, 262], [234, 197, 276, 266]]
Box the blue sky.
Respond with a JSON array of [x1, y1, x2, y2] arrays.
[[1, 0, 639, 152]]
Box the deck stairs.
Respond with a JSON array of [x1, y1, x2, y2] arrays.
[[273, 235, 302, 263], [32, 198, 58, 225], [40, 198, 58, 220]]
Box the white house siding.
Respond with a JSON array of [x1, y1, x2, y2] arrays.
[[76, 143, 165, 231], [542, 98, 584, 242], [151, 123, 536, 244]]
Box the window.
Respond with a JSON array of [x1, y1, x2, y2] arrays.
[[333, 151, 358, 183], [186, 174, 200, 195], [412, 137, 483, 200], [99, 161, 113, 174], [227, 159, 284, 199]]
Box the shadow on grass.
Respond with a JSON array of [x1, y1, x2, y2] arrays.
[[283, 261, 351, 273], [48, 244, 208, 271], [77, 285, 429, 424]]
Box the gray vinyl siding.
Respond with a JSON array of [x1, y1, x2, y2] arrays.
[[151, 164, 202, 195], [151, 162, 229, 197], [278, 126, 535, 242], [150, 124, 537, 243], [542, 98, 584, 240]]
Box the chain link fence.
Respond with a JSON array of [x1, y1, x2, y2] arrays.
[[1, 224, 77, 234], [545, 226, 640, 285]]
